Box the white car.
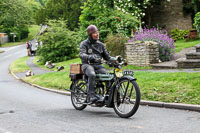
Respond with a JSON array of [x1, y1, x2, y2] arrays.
[[30, 39, 38, 56]]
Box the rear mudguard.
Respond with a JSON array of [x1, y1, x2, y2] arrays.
[[105, 76, 136, 107], [65, 81, 75, 92]]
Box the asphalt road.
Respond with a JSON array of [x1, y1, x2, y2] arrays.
[[0, 45, 200, 133]]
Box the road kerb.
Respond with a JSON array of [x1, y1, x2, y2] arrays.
[[164, 102, 200, 112], [140, 100, 164, 108], [10, 71, 200, 112], [10, 71, 20, 80], [32, 84, 71, 96]]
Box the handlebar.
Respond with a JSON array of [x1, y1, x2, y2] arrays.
[[107, 56, 127, 67]]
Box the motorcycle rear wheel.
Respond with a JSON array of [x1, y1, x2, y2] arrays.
[[113, 79, 140, 118], [71, 79, 87, 110]]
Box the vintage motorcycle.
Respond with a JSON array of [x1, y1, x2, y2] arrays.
[[67, 56, 141, 118]]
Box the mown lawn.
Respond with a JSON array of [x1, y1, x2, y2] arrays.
[[174, 39, 200, 53], [135, 71, 200, 105]]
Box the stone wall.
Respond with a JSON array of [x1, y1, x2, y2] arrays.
[[125, 41, 159, 66], [147, 0, 192, 32]]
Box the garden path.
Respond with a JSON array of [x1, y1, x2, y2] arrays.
[[14, 56, 54, 78], [151, 47, 197, 69]]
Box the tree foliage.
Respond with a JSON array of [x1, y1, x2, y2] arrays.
[[37, 19, 79, 63], [0, 0, 32, 41], [79, 0, 140, 42], [35, 0, 84, 30]]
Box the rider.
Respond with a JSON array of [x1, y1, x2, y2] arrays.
[[79, 25, 114, 103]]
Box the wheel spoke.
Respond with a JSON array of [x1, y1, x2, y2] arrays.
[[122, 80, 129, 103], [114, 79, 140, 117], [71, 80, 88, 110]]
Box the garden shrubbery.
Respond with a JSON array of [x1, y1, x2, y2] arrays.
[[194, 12, 200, 36], [105, 34, 128, 58], [131, 28, 175, 62], [170, 28, 189, 40], [37, 20, 79, 64]]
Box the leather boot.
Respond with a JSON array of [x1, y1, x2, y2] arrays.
[[89, 93, 98, 103], [96, 94, 104, 102]]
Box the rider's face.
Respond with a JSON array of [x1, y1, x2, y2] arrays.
[[92, 31, 99, 41]]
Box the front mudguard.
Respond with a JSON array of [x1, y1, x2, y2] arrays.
[[120, 75, 137, 81]]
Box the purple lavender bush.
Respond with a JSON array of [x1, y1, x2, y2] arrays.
[[130, 28, 175, 62]]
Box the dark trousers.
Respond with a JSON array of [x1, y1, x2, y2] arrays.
[[82, 64, 107, 94]]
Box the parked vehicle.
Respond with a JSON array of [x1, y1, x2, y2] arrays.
[[67, 56, 141, 118], [30, 39, 38, 56]]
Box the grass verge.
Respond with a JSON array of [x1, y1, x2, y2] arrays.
[[18, 56, 200, 105], [135, 71, 200, 105], [0, 50, 4, 53], [33, 57, 82, 71], [10, 56, 30, 73], [23, 70, 200, 105]]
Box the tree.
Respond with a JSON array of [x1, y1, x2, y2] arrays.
[[26, 0, 42, 24], [0, 0, 32, 41], [35, 0, 84, 30]]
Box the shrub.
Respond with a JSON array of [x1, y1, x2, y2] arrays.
[[131, 28, 175, 62], [37, 19, 78, 64], [105, 34, 128, 58], [170, 28, 189, 40], [194, 12, 200, 36]]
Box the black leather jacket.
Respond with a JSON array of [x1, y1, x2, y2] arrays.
[[79, 38, 111, 64]]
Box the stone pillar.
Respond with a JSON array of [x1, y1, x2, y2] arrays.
[[125, 41, 159, 66]]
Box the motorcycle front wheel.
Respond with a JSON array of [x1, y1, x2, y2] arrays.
[[71, 79, 87, 110], [113, 78, 140, 118]]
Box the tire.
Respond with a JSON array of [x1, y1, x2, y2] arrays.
[[71, 79, 87, 110], [113, 78, 140, 118]]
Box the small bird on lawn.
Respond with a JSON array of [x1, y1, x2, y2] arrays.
[[57, 66, 65, 71]]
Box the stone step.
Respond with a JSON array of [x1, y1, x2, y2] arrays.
[[195, 43, 200, 52], [186, 52, 200, 59], [151, 61, 177, 69], [176, 58, 200, 68]]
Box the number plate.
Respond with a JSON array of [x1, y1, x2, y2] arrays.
[[123, 70, 134, 76]]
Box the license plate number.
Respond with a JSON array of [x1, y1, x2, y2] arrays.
[[123, 70, 134, 76]]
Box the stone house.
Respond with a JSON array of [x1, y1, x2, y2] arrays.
[[144, 0, 192, 32]]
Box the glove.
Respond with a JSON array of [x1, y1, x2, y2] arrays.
[[88, 54, 101, 63], [88, 55, 96, 62]]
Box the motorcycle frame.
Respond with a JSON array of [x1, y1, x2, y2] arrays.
[[67, 67, 137, 107]]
